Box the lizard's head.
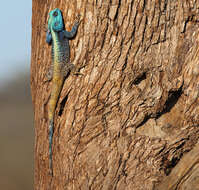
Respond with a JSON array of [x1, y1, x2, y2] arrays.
[[48, 8, 64, 32]]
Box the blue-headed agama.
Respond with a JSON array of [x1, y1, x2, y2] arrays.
[[45, 8, 82, 175]]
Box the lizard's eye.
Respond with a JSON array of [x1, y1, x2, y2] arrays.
[[53, 11, 58, 17]]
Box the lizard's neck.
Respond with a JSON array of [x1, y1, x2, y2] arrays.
[[51, 30, 61, 67]]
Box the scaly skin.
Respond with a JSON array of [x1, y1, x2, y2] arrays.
[[46, 8, 80, 175]]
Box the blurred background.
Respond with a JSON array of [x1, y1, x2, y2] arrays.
[[0, 1, 33, 189]]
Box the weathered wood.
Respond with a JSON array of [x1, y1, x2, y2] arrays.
[[155, 143, 199, 190], [31, 0, 199, 189]]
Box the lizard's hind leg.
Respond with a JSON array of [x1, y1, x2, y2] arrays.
[[44, 65, 53, 82], [62, 62, 84, 77]]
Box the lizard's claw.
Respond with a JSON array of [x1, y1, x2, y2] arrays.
[[72, 71, 84, 76], [75, 14, 82, 25], [43, 23, 48, 32], [43, 68, 53, 83], [70, 64, 84, 76]]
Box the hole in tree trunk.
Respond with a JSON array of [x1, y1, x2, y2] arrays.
[[133, 72, 146, 85], [156, 86, 183, 118]]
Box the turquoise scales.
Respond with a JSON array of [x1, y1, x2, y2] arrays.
[[46, 8, 80, 175]]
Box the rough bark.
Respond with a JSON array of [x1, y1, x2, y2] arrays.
[[31, 0, 199, 189]]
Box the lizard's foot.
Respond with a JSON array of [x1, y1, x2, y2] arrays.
[[71, 69, 84, 76], [74, 14, 82, 26], [42, 23, 48, 32], [44, 67, 53, 82], [71, 65, 84, 76], [62, 63, 84, 77], [72, 71, 84, 76]]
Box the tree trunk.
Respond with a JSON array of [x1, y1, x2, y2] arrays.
[[31, 0, 199, 189]]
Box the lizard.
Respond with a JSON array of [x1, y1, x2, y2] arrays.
[[45, 8, 81, 175]]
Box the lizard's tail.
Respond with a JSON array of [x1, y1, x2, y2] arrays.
[[49, 119, 54, 175]]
